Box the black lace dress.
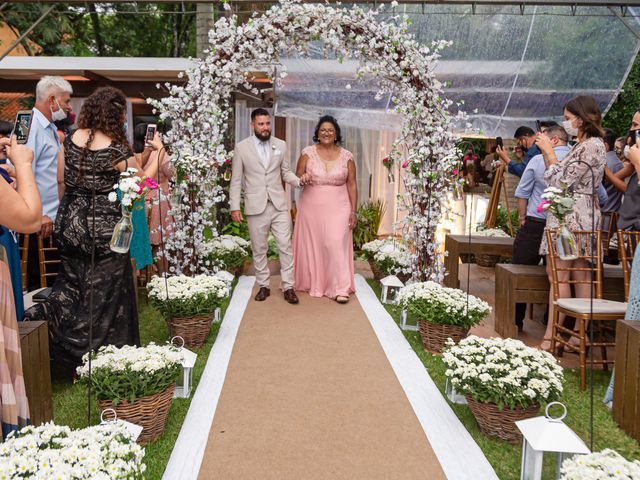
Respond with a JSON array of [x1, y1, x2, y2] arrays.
[[24, 138, 140, 368]]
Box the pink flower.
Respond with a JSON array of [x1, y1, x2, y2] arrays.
[[402, 161, 408, 169], [145, 177, 159, 190], [536, 200, 550, 213], [452, 169, 459, 175], [137, 184, 145, 195]]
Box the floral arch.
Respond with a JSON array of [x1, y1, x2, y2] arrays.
[[152, 0, 464, 281]]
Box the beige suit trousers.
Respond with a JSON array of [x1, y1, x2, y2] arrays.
[[246, 201, 294, 290]]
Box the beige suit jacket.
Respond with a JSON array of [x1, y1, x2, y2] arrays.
[[229, 136, 299, 216]]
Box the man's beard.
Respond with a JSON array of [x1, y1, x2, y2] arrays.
[[255, 131, 271, 142]]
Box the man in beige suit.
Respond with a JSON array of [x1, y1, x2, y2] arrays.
[[230, 109, 309, 303]]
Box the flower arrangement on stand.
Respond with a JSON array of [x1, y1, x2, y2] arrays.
[[0, 421, 146, 478], [442, 336, 564, 443], [538, 185, 578, 260], [560, 449, 640, 479], [202, 235, 252, 276], [382, 156, 395, 183], [148, 274, 228, 348], [398, 282, 491, 353], [473, 227, 511, 267], [109, 167, 159, 254], [362, 239, 413, 282], [76, 343, 183, 444], [150, 0, 464, 280]]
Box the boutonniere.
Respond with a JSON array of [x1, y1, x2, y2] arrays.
[[272, 144, 281, 155]]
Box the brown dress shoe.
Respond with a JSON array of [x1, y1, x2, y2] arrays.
[[255, 287, 270, 301], [284, 289, 299, 304]]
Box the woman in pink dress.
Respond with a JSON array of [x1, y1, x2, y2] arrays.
[[293, 116, 357, 303]]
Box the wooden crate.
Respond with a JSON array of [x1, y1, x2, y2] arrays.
[[19, 321, 53, 426], [613, 320, 640, 442]]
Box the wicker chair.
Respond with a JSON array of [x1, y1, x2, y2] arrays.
[[546, 229, 627, 390]]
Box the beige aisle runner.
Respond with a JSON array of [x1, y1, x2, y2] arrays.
[[198, 277, 446, 479]]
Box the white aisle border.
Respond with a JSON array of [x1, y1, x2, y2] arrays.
[[162, 275, 254, 480], [355, 274, 499, 480]]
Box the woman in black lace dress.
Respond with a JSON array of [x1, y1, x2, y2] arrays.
[[25, 87, 147, 368]]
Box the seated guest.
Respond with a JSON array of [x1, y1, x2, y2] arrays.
[[496, 126, 541, 177], [512, 125, 571, 331], [0, 135, 39, 439], [24, 86, 143, 369]]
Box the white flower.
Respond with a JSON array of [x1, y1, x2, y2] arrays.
[[561, 449, 640, 480], [107, 192, 117, 203]]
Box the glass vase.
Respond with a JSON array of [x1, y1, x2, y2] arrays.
[[556, 223, 578, 260], [110, 208, 134, 253], [387, 171, 395, 183]]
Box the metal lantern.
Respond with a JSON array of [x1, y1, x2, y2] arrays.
[[445, 377, 467, 404], [172, 336, 198, 399], [516, 402, 590, 480], [380, 275, 404, 305], [214, 270, 235, 294], [100, 408, 143, 441]]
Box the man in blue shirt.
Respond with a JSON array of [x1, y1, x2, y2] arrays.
[[496, 126, 541, 178], [512, 125, 569, 331], [26, 76, 73, 290]]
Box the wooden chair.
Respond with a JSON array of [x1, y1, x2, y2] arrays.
[[19, 234, 29, 292], [37, 235, 60, 288], [600, 212, 619, 256], [546, 229, 627, 390], [617, 230, 640, 302]]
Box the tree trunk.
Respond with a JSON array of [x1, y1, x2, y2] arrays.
[[196, 3, 214, 58], [88, 3, 106, 56]]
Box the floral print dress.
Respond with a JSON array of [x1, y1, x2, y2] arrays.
[[539, 137, 606, 256]]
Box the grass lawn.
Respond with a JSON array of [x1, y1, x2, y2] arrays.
[[367, 279, 640, 480], [50, 290, 231, 480]]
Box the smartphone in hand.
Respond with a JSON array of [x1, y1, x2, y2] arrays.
[[145, 124, 157, 146], [12, 110, 33, 145], [496, 136, 503, 148], [635, 129, 640, 146]]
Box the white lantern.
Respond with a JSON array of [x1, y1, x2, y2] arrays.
[[380, 275, 404, 305], [444, 377, 467, 404], [400, 307, 419, 331], [214, 270, 235, 293], [172, 336, 198, 399], [100, 408, 143, 441], [214, 307, 221, 323], [516, 402, 590, 480]]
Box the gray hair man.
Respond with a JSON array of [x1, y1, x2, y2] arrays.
[[26, 76, 72, 290]]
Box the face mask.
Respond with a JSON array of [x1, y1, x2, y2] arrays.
[[624, 145, 631, 160], [50, 98, 67, 122], [562, 119, 579, 137], [123, 121, 128, 133]]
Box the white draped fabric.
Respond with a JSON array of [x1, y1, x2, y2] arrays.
[[235, 100, 404, 235]]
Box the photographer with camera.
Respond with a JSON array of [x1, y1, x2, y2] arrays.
[[496, 125, 541, 178]]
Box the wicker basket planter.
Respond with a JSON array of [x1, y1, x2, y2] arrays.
[[417, 319, 469, 354], [167, 314, 212, 348], [475, 253, 501, 268], [98, 382, 176, 444], [466, 397, 540, 443], [367, 258, 386, 280]]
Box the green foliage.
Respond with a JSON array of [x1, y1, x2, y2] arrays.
[[494, 207, 519, 236], [604, 54, 640, 136], [221, 219, 250, 241], [82, 357, 181, 405], [267, 234, 279, 260], [208, 248, 249, 270], [353, 200, 387, 251]]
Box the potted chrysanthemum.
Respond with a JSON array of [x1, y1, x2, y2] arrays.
[[0, 421, 146, 478], [362, 239, 412, 282], [473, 227, 511, 267], [76, 343, 183, 444], [148, 274, 228, 348], [398, 281, 491, 353], [442, 336, 564, 443], [202, 235, 251, 276], [560, 449, 640, 479]]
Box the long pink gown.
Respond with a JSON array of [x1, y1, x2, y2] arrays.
[[293, 145, 355, 298]]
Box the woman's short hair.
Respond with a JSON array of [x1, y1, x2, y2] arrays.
[[312, 115, 342, 144], [564, 95, 604, 139]]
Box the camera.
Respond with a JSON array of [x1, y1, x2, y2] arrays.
[[12, 110, 33, 145]]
